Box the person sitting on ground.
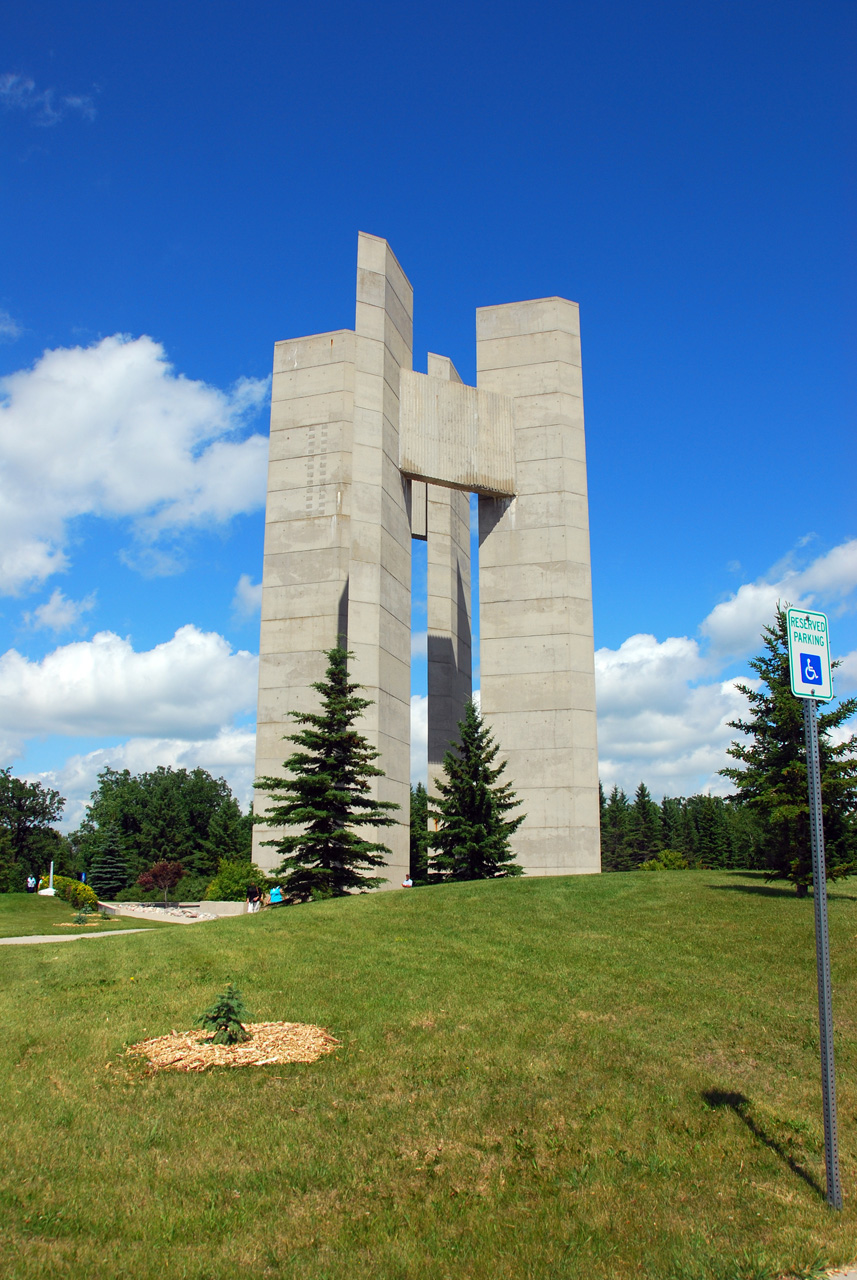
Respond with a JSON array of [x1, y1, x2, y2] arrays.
[[269, 884, 284, 907], [402, 875, 413, 888]]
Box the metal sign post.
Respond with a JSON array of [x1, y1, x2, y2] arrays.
[[803, 695, 843, 1209], [786, 608, 842, 1210]]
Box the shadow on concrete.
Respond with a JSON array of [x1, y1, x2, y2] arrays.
[[701, 1089, 824, 1199]]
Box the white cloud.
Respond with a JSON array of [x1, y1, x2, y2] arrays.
[[0, 73, 95, 125], [836, 649, 857, 695], [596, 537, 857, 799], [0, 625, 257, 746], [0, 335, 270, 594], [24, 588, 95, 633], [232, 573, 263, 619], [0, 309, 21, 342], [702, 539, 857, 659], [38, 728, 258, 830], [411, 629, 427, 661]]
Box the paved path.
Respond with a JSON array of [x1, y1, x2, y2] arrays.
[[0, 928, 153, 946]]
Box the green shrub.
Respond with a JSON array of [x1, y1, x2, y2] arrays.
[[640, 849, 690, 872], [204, 859, 269, 902], [44, 875, 99, 909]]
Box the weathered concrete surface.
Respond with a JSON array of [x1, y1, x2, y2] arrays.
[[252, 328, 355, 872], [400, 369, 516, 495], [348, 232, 413, 887], [476, 298, 600, 875], [425, 354, 472, 796]]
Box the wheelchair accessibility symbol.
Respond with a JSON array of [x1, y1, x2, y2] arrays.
[[800, 653, 823, 685]]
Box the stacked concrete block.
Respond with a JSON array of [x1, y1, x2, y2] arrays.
[[348, 232, 414, 885], [252, 329, 356, 873], [476, 299, 600, 875], [425, 354, 473, 794]]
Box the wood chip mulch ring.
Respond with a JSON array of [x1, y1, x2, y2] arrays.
[[125, 1021, 340, 1073]]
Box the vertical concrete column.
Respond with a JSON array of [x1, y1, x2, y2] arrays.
[[349, 232, 413, 884], [476, 299, 600, 875], [425, 354, 472, 796], [252, 330, 355, 873]]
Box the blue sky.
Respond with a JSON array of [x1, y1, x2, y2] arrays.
[[1, 0, 854, 826]]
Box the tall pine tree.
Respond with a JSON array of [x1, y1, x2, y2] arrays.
[[88, 824, 130, 900], [254, 644, 398, 901], [429, 700, 524, 880], [409, 783, 431, 884], [721, 604, 857, 895], [601, 785, 633, 871]]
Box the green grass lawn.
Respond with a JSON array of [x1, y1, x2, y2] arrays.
[[0, 893, 169, 938], [1, 871, 856, 1280]]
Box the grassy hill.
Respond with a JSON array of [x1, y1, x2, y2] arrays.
[[0, 871, 855, 1279]]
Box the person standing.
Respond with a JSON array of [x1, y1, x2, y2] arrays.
[[26, 875, 37, 894], [247, 883, 262, 914]]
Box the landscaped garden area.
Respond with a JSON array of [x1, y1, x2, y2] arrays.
[[1, 870, 855, 1279]]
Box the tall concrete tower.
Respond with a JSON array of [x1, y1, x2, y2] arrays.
[[253, 233, 599, 881]]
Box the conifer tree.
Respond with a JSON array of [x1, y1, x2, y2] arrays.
[[721, 604, 857, 895], [87, 824, 130, 900], [254, 644, 397, 901], [601, 784, 633, 871], [409, 782, 431, 884], [428, 700, 523, 880], [626, 782, 662, 865]]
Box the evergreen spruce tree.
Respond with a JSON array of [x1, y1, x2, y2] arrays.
[[626, 782, 662, 866], [659, 796, 685, 854], [601, 785, 633, 871], [254, 644, 397, 901], [87, 824, 130, 900], [720, 604, 857, 896], [429, 700, 524, 880], [409, 782, 431, 884]]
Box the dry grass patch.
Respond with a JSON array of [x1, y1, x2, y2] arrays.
[[126, 1020, 339, 1073]]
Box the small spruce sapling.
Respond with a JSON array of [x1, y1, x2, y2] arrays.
[[195, 984, 254, 1045]]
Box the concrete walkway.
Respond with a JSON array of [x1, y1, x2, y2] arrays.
[[0, 928, 153, 946]]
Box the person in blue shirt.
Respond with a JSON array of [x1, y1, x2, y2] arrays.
[[269, 884, 284, 907]]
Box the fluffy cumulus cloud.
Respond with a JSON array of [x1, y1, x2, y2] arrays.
[[0, 625, 257, 748], [702, 539, 857, 659], [0, 335, 269, 594], [596, 538, 857, 800], [0, 73, 95, 126], [23, 588, 96, 634]]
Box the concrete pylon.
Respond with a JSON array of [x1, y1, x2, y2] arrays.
[[425, 354, 472, 797], [476, 299, 600, 875]]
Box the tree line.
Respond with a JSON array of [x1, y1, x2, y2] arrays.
[[599, 782, 761, 871], [0, 764, 252, 900]]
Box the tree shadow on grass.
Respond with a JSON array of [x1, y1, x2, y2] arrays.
[[701, 1089, 824, 1199], [705, 882, 857, 901]]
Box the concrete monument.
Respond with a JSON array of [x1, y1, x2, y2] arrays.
[[253, 233, 599, 881]]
